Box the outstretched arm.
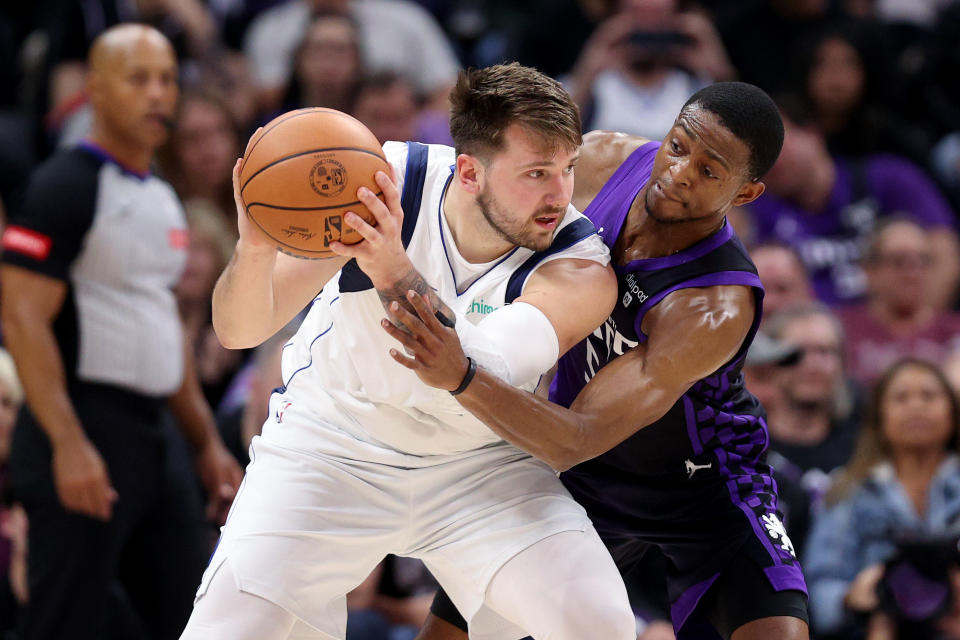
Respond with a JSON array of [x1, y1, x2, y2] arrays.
[[384, 285, 755, 471]]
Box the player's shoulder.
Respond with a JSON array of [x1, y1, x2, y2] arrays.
[[580, 131, 653, 168], [574, 132, 654, 204]]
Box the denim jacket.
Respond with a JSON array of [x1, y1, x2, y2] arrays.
[[803, 455, 960, 634]]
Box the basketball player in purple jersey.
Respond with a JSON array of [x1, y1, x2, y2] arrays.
[[384, 82, 809, 640]]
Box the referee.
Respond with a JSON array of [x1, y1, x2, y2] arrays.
[[0, 24, 242, 639]]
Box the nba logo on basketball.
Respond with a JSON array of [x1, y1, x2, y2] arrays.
[[323, 216, 342, 246]]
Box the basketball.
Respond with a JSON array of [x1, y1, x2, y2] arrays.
[[239, 107, 390, 258]]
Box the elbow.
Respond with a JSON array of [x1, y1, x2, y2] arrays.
[[211, 318, 256, 350], [546, 427, 592, 472], [214, 327, 256, 350]]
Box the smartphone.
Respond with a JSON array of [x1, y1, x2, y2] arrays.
[[626, 30, 694, 49]]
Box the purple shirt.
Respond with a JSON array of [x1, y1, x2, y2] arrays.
[[749, 154, 956, 305], [838, 305, 960, 385]]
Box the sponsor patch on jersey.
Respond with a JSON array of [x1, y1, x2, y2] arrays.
[[2, 225, 53, 260]]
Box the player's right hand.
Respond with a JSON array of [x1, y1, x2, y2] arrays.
[[52, 435, 118, 521], [233, 129, 275, 254]]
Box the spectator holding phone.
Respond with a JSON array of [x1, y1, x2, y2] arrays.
[[804, 358, 960, 639], [566, 0, 736, 138]]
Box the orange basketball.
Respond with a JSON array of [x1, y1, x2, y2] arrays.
[[239, 108, 389, 258]]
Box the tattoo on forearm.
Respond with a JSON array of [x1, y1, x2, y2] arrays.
[[376, 267, 455, 332]]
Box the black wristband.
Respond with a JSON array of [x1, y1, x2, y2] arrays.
[[450, 357, 477, 396], [434, 309, 455, 328]]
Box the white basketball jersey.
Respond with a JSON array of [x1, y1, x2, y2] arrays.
[[274, 141, 609, 457]]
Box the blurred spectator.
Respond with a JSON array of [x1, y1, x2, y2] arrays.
[[346, 555, 438, 640], [0, 25, 240, 639], [765, 304, 861, 500], [0, 347, 26, 633], [792, 20, 933, 165], [243, 0, 459, 114], [747, 106, 960, 308], [743, 329, 803, 418], [751, 243, 815, 318], [708, 0, 833, 96], [567, 0, 734, 138], [188, 51, 261, 136], [839, 219, 960, 386], [922, 3, 960, 141], [175, 203, 242, 409], [858, 0, 954, 28], [932, 132, 960, 210], [159, 90, 243, 225], [510, 0, 609, 78], [279, 13, 363, 115], [742, 331, 812, 555], [352, 72, 420, 144], [804, 358, 960, 639], [946, 350, 960, 401]]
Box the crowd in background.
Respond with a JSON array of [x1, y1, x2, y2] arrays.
[[2, 0, 960, 638]]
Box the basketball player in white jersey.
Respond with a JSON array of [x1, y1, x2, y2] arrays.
[[179, 64, 636, 640]]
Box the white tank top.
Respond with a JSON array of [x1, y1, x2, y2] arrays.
[[274, 141, 609, 457]]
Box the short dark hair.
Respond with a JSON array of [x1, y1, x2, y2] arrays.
[[449, 63, 582, 160], [682, 82, 784, 180]]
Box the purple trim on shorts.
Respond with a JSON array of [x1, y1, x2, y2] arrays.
[[716, 449, 808, 597], [619, 220, 733, 272], [764, 565, 808, 595], [671, 572, 721, 632], [717, 447, 784, 563], [683, 396, 704, 456], [633, 271, 765, 340]]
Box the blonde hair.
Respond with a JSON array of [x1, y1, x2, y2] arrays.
[[0, 347, 23, 406]]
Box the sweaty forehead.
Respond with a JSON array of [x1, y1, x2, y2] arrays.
[[674, 105, 752, 173]]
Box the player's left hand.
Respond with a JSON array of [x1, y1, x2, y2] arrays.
[[194, 440, 243, 525], [329, 167, 413, 288], [382, 291, 472, 392]]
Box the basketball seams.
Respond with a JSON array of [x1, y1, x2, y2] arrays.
[[240, 108, 387, 257], [245, 192, 384, 212], [240, 147, 389, 195], [243, 208, 332, 257], [240, 107, 363, 180]]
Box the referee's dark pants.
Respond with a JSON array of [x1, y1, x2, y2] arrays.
[[8, 382, 209, 640]]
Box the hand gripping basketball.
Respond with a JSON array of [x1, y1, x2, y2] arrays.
[[236, 108, 389, 259], [328, 167, 413, 289]]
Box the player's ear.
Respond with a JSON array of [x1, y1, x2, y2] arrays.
[[455, 154, 483, 195], [732, 180, 765, 207]]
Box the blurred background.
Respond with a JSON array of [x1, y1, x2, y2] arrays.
[[2, 1, 960, 639]]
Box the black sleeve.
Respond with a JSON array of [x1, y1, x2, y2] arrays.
[[1, 149, 100, 281]]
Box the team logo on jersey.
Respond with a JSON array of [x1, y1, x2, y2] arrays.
[[309, 158, 347, 197], [275, 400, 293, 423], [684, 459, 712, 478], [761, 513, 796, 558]]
